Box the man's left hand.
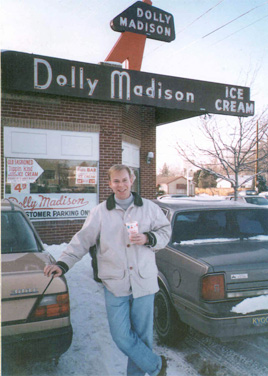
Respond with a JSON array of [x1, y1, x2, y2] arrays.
[[129, 233, 148, 245]]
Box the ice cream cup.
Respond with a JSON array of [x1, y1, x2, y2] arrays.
[[126, 221, 139, 242]]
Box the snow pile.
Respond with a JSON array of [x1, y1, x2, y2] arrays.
[[231, 295, 268, 314], [194, 194, 226, 200], [174, 238, 240, 246], [173, 235, 268, 246]]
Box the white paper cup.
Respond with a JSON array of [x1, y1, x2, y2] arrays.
[[126, 221, 139, 236]]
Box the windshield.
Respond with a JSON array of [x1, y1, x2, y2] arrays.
[[172, 209, 268, 243], [1, 211, 42, 253]]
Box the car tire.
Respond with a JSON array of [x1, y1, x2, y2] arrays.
[[154, 285, 188, 345]]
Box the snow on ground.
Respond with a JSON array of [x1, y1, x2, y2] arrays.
[[37, 243, 198, 376], [231, 295, 268, 315]]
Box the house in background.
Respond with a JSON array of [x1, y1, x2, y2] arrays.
[[157, 176, 195, 196], [216, 175, 254, 189]]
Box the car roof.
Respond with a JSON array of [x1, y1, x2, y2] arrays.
[[154, 198, 266, 212], [239, 190, 258, 195], [242, 195, 263, 198], [1, 199, 23, 212]]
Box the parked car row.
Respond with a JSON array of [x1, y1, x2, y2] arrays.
[[228, 195, 268, 205], [158, 192, 268, 206]]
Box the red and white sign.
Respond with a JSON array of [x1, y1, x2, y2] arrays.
[[6, 193, 97, 221], [11, 183, 30, 194], [76, 166, 97, 185], [7, 158, 44, 183]]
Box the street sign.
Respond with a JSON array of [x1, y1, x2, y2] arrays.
[[111, 1, 175, 42]]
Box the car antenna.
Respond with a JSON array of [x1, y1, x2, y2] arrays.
[[26, 272, 56, 322]]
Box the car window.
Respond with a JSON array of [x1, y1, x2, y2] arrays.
[[245, 197, 268, 205], [172, 209, 268, 243], [236, 210, 268, 236], [1, 211, 42, 253]]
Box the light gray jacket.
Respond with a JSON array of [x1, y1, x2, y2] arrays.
[[58, 193, 171, 298]]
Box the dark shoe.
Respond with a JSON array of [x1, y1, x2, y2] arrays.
[[158, 356, 167, 376]]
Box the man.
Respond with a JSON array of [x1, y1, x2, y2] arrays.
[[44, 164, 171, 376]]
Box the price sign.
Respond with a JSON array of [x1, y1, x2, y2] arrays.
[[11, 183, 30, 194]]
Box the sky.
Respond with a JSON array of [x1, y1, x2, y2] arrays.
[[1, 0, 268, 171]]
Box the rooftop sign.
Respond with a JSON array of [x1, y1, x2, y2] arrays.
[[2, 51, 254, 123], [111, 1, 175, 42]]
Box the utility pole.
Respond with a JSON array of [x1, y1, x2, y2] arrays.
[[255, 121, 259, 190]]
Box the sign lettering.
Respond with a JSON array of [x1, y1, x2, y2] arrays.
[[2, 51, 255, 119], [6, 193, 97, 221], [111, 1, 175, 42], [7, 158, 44, 183], [76, 166, 97, 185]]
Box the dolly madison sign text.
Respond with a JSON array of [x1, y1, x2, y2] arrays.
[[2, 51, 254, 117]]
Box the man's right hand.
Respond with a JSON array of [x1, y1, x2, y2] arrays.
[[44, 264, 62, 278]]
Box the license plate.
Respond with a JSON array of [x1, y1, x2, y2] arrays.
[[252, 316, 268, 327]]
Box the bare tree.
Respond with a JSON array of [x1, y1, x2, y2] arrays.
[[175, 109, 268, 199]]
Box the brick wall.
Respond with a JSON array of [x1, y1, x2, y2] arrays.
[[1, 93, 157, 243], [140, 107, 157, 199], [34, 220, 85, 245]]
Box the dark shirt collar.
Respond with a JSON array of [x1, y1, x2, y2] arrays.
[[106, 192, 143, 210]]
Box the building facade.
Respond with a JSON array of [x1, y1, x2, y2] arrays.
[[1, 51, 254, 244], [2, 92, 157, 244]]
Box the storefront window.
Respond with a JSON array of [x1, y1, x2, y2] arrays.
[[5, 158, 98, 221], [35, 159, 97, 194], [5, 159, 98, 195]]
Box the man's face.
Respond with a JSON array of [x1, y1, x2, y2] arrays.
[[109, 169, 133, 200]]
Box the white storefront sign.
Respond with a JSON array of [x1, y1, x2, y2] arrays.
[[6, 193, 96, 221]]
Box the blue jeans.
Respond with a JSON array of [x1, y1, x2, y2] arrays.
[[104, 287, 162, 376]]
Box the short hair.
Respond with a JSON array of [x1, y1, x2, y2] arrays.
[[108, 164, 134, 181]]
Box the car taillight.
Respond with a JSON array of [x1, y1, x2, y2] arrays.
[[201, 274, 225, 301], [30, 293, 70, 321]]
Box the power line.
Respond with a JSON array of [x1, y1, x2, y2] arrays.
[[212, 14, 268, 46], [144, 0, 226, 58], [177, 0, 225, 35], [202, 1, 268, 39], [163, 1, 268, 57]]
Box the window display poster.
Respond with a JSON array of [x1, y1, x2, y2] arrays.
[[76, 166, 97, 185], [7, 158, 44, 183], [6, 193, 97, 221]]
